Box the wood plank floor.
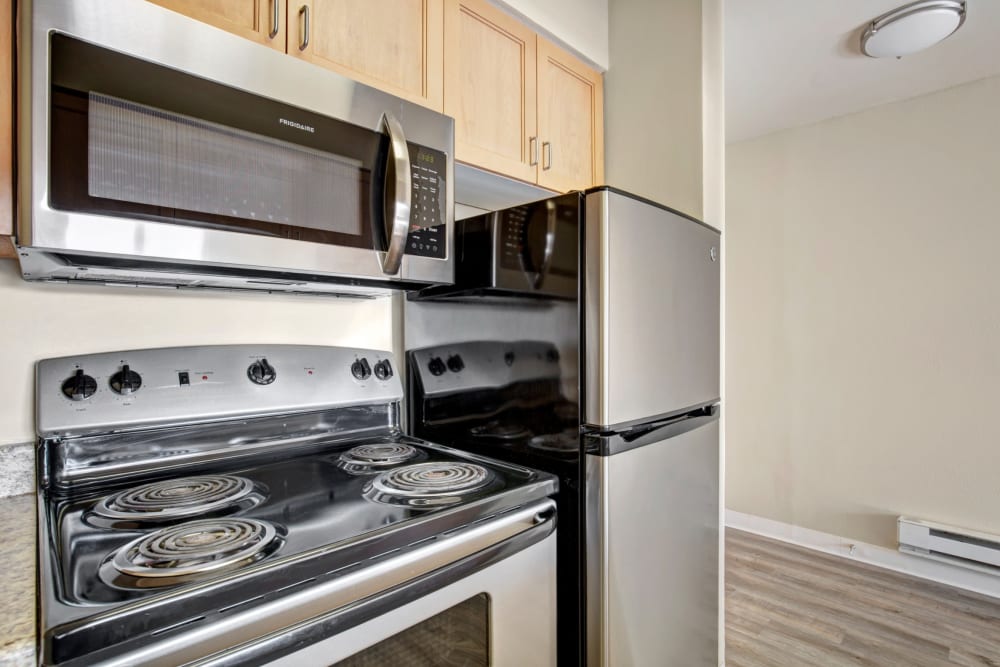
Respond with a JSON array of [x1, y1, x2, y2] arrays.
[[725, 529, 1000, 667]]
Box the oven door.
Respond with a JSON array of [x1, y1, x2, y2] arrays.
[[92, 500, 558, 667], [265, 526, 557, 667], [19, 0, 453, 287]]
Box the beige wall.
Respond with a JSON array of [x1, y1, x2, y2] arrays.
[[0, 261, 392, 446], [726, 75, 1000, 548], [605, 0, 703, 218]]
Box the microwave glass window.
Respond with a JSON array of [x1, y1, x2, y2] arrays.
[[88, 93, 364, 237]]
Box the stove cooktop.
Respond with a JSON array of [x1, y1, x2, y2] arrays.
[[47, 436, 555, 607]]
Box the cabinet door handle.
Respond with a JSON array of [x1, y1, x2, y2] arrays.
[[269, 0, 280, 39], [542, 141, 552, 170], [529, 136, 538, 166], [298, 5, 310, 51]]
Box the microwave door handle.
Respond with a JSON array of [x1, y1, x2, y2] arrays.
[[380, 112, 411, 276], [534, 199, 557, 289]]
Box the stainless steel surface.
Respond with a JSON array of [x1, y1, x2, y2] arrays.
[[269, 0, 279, 39], [380, 112, 412, 276], [36, 345, 400, 438], [84, 500, 556, 667], [586, 419, 719, 666], [583, 189, 721, 429], [17, 0, 454, 293], [529, 136, 538, 166], [542, 141, 552, 170], [297, 4, 310, 50]]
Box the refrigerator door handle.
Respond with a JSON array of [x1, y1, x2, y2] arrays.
[[585, 404, 720, 456]]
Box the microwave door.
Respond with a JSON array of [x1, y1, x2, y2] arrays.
[[379, 112, 411, 276]]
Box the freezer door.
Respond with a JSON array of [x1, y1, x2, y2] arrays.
[[586, 416, 719, 667], [583, 189, 720, 428]]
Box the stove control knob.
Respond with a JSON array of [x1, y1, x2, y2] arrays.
[[61, 369, 97, 401], [351, 358, 372, 380], [428, 357, 446, 376], [546, 348, 560, 363], [504, 351, 515, 367], [247, 358, 276, 385], [109, 364, 142, 395], [373, 359, 393, 380], [446, 355, 465, 373]]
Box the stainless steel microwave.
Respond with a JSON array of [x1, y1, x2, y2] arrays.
[[16, 0, 454, 296]]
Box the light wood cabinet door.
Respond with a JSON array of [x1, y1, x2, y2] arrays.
[[444, 0, 536, 183], [147, 0, 287, 50], [288, 0, 444, 111], [1, 0, 14, 257], [536, 37, 604, 192]]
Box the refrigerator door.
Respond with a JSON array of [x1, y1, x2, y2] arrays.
[[585, 412, 720, 667], [583, 189, 720, 429]]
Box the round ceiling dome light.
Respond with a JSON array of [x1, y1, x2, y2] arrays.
[[861, 1, 967, 58]]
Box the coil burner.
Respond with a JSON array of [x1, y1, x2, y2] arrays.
[[102, 518, 281, 589], [337, 443, 422, 474], [364, 462, 500, 508], [91, 475, 260, 526]]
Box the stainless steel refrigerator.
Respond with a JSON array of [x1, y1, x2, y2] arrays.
[[581, 189, 720, 666], [405, 186, 720, 665]]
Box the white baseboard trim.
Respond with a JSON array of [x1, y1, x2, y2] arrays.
[[725, 510, 1000, 600]]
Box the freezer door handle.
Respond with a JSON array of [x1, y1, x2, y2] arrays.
[[585, 404, 719, 456]]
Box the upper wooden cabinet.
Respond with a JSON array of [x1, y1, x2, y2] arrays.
[[148, 0, 287, 50], [288, 0, 444, 111], [444, 0, 603, 191], [443, 0, 536, 183], [536, 37, 604, 193]]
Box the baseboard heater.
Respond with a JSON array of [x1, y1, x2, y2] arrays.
[[898, 516, 1000, 575]]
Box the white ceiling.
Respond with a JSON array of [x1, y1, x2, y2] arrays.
[[725, 1, 1000, 142]]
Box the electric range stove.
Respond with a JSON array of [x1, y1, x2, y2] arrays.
[[36, 345, 558, 666]]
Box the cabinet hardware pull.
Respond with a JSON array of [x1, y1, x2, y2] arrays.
[[542, 141, 552, 170], [269, 0, 280, 39], [298, 5, 310, 51], [529, 136, 538, 166]]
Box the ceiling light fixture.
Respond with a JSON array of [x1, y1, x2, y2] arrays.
[[861, 1, 967, 58]]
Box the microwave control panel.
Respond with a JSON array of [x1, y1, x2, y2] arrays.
[[405, 145, 448, 259], [499, 206, 531, 270]]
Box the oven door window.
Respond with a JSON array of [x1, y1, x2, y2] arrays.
[[333, 594, 490, 666], [48, 34, 385, 250]]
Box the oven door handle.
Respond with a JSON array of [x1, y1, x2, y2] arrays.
[[380, 112, 412, 276]]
